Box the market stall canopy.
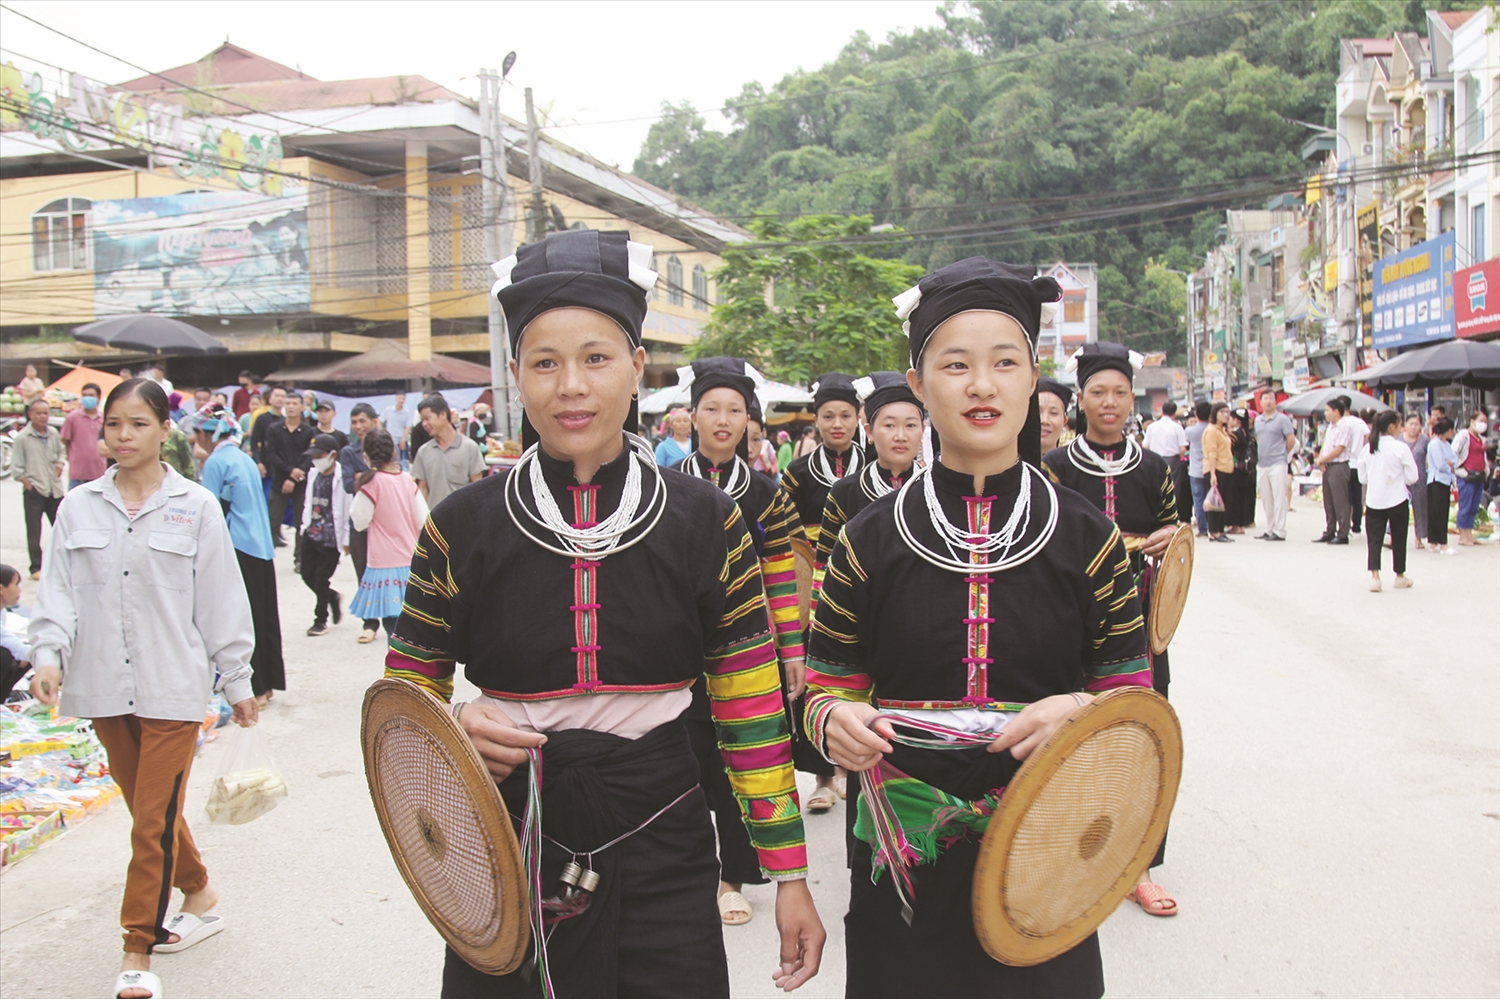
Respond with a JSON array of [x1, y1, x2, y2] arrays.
[[639, 377, 814, 415], [45, 365, 123, 398], [1278, 387, 1393, 417], [72, 315, 229, 355], [1363, 339, 1500, 391], [263, 340, 493, 385]]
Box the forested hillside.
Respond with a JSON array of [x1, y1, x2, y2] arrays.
[[634, 0, 1475, 361]]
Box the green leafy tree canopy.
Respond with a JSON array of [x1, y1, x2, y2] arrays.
[[696, 215, 923, 383]]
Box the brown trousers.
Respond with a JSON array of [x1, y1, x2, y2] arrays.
[[92, 715, 208, 954]]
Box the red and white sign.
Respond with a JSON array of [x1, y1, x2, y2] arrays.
[[1454, 259, 1500, 338]]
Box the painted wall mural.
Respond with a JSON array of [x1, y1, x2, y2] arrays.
[[93, 190, 310, 316]]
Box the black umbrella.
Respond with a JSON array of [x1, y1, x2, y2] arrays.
[[73, 315, 228, 355], [1365, 339, 1500, 390]]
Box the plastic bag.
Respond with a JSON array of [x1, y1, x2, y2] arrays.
[[204, 724, 287, 825], [1204, 484, 1225, 512]]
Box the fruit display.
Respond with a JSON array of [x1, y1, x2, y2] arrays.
[[0, 388, 24, 415]]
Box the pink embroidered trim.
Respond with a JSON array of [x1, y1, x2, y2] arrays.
[[964, 497, 993, 703], [568, 484, 602, 691]]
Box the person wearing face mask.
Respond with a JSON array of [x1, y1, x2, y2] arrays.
[[1452, 409, 1490, 546], [298, 435, 350, 637], [62, 382, 108, 490]]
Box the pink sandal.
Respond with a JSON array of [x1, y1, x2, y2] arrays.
[[1127, 882, 1178, 917]]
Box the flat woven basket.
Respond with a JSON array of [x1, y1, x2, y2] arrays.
[[971, 686, 1182, 967], [1149, 524, 1195, 655], [361, 678, 529, 975]]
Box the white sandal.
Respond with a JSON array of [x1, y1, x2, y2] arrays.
[[113, 970, 163, 998], [717, 889, 753, 925], [805, 786, 837, 813], [153, 912, 224, 954]]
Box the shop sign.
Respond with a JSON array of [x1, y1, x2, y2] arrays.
[[1454, 258, 1500, 338], [1372, 230, 1455, 348]]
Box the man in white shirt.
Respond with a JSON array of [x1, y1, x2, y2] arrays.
[[1340, 404, 1370, 535], [1143, 400, 1190, 524], [1315, 396, 1355, 544]]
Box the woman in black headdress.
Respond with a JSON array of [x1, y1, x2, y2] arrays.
[[1041, 341, 1180, 917], [806, 258, 1153, 997], [779, 372, 866, 812], [1036, 377, 1073, 454], [385, 229, 824, 997], [674, 356, 810, 926]]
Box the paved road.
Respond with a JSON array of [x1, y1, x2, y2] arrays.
[[1, 476, 1496, 998]]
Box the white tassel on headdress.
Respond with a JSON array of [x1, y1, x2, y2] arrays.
[[1039, 301, 1059, 327], [626, 240, 658, 294], [852, 376, 876, 400]]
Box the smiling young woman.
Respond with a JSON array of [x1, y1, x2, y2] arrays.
[[381, 230, 823, 997], [804, 258, 1153, 997]]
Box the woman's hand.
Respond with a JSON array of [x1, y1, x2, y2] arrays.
[[823, 702, 893, 772], [783, 658, 807, 700], [456, 701, 547, 781], [986, 694, 1088, 760], [1142, 525, 1178, 558], [771, 879, 825, 991], [29, 665, 61, 706], [231, 697, 259, 727]]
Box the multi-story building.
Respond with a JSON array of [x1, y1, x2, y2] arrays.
[[1038, 261, 1098, 367], [1, 44, 745, 390]]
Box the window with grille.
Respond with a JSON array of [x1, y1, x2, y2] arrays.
[[649, 254, 660, 301], [310, 186, 333, 281], [428, 182, 454, 292], [691, 264, 708, 310], [31, 198, 91, 272], [376, 194, 407, 294], [667, 255, 684, 306], [1467, 76, 1485, 153], [460, 184, 490, 290]]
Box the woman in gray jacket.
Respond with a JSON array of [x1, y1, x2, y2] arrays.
[[29, 379, 258, 999]]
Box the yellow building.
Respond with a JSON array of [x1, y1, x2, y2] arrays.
[[0, 44, 744, 388]]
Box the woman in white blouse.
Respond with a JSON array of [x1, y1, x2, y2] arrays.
[[1357, 410, 1419, 592]]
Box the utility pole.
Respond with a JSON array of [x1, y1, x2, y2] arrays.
[[481, 57, 517, 440], [525, 87, 545, 242]]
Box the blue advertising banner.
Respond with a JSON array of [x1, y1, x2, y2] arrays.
[[1371, 230, 1455, 349], [93, 190, 309, 316]]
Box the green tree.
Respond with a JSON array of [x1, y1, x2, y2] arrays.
[[696, 215, 923, 383]]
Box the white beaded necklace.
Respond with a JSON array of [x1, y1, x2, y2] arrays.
[[860, 461, 910, 502], [893, 462, 1059, 574], [808, 443, 863, 487], [1066, 435, 1142, 478], [685, 452, 751, 500], [504, 434, 667, 560]]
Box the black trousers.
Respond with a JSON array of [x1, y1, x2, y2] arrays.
[[347, 524, 379, 629], [684, 716, 769, 887], [298, 542, 341, 626], [267, 482, 305, 555], [1207, 472, 1233, 535], [1349, 469, 1364, 532], [22, 489, 61, 575], [1365, 502, 1408, 573], [441, 722, 728, 999], [1323, 462, 1352, 539], [1426, 481, 1451, 546], [235, 549, 285, 695]]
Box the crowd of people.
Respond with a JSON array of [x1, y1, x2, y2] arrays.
[[6, 231, 1497, 999]]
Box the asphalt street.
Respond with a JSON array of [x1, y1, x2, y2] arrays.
[[0, 475, 1496, 998]]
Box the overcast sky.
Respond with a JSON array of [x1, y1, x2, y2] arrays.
[[1, 0, 946, 168]]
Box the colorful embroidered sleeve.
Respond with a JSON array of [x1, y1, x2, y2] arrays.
[[803, 528, 873, 758], [1082, 527, 1152, 691], [383, 514, 457, 702], [809, 486, 849, 612], [706, 505, 808, 881], [756, 488, 807, 663]]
